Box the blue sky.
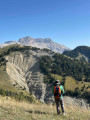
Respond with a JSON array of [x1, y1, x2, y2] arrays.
[[0, 0, 90, 49]]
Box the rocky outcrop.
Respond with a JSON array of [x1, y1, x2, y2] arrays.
[[77, 53, 89, 62], [64, 96, 90, 109]]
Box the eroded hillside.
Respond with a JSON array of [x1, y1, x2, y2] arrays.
[[5, 48, 54, 103]]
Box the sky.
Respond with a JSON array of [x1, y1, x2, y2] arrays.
[[0, 0, 90, 49]]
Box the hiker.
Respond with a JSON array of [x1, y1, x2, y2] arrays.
[[52, 80, 65, 115]]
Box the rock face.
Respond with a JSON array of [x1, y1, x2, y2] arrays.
[[5, 49, 54, 103], [64, 96, 89, 108], [0, 36, 70, 53], [19, 36, 70, 53]]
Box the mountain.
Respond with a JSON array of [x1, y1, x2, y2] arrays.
[[0, 45, 90, 103], [0, 41, 18, 48], [63, 46, 90, 62], [18, 36, 70, 53], [0, 36, 70, 53]]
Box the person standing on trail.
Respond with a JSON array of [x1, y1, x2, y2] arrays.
[[52, 80, 65, 115]]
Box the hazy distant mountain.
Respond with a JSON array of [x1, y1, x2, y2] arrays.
[[63, 46, 90, 62], [0, 41, 19, 48], [0, 36, 70, 53], [18, 36, 70, 53]]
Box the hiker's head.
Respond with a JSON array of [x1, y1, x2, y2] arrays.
[[55, 80, 60, 85]]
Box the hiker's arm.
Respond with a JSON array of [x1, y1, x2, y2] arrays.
[[62, 87, 65, 94], [61, 86, 65, 94]]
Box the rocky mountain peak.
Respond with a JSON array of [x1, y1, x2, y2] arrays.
[[19, 37, 52, 43], [19, 36, 34, 43], [43, 38, 52, 43], [35, 38, 52, 43], [0, 36, 70, 53], [18, 36, 70, 53]]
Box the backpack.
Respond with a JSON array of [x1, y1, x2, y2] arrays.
[[54, 86, 61, 98]]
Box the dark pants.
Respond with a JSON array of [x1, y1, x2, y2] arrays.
[[55, 98, 65, 114]]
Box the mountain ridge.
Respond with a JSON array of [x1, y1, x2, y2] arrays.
[[0, 36, 70, 53], [63, 46, 90, 62]]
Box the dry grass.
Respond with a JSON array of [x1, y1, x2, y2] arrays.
[[65, 76, 90, 93], [0, 66, 16, 92], [51, 74, 63, 82], [65, 76, 76, 91], [0, 95, 90, 120]]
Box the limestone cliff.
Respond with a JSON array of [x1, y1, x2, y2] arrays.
[[19, 36, 70, 53]]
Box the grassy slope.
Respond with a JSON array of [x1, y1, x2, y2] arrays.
[[64, 76, 90, 93], [0, 66, 16, 92], [51, 74, 63, 82], [0, 96, 90, 120]]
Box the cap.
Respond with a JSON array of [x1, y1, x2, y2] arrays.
[[55, 80, 60, 84]]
